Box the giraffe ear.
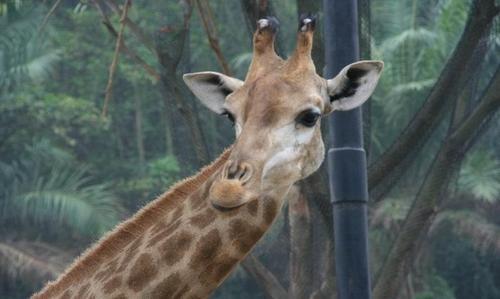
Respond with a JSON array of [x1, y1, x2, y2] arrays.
[[325, 60, 383, 113], [183, 72, 244, 114]]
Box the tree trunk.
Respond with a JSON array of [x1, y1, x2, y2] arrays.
[[289, 187, 313, 299]]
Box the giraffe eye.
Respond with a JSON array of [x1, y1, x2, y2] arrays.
[[221, 110, 235, 124], [296, 110, 320, 127]]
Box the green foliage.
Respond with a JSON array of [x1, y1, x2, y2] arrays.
[[432, 225, 500, 299], [415, 271, 456, 299], [0, 140, 123, 237], [459, 150, 500, 203], [0, 5, 60, 92], [148, 155, 180, 182], [436, 210, 500, 254]]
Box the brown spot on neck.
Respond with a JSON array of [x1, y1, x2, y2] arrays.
[[127, 253, 158, 292], [246, 200, 259, 217], [198, 253, 239, 287], [103, 275, 122, 294], [150, 273, 182, 298], [189, 229, 222, 269], [263, 198, 280, 225], [229, 219, 265, 254], [190, 208, 217, 228], [160, 230, 193, 266]]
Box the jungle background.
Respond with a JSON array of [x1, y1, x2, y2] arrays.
[[1, 0, 499, 298]]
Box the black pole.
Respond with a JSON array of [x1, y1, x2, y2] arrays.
[[323, 1, 372, 299]]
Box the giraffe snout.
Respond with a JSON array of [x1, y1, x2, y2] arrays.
[[208, 161, 257, 211]]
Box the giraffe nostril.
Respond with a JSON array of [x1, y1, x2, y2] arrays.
[[239, 163, 253, 184], [226, 162, 239, 179], [224, 161, 253, 183]]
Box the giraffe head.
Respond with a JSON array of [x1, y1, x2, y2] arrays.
[[184, 15, 383, 210]]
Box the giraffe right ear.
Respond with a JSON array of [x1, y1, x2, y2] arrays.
[[183, 72, 244, 114]]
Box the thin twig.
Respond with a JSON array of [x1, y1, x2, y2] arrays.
[[103, 0, 157, 56], [93, 0, 160, 81], [38, 0, 63, 34], [102, 0, 131, 117], [449, 66, 500, 146], [195, 0, 233, 75]]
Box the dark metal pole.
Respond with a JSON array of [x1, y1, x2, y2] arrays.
[[323, 1, 372, 299]]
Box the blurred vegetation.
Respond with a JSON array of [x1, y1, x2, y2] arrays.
[[0, 0, 499, 298]]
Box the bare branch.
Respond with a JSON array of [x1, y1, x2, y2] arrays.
[[195, 0, 233, 75], [38, 0, 63, 34], [241, 255, 288, 299], [449, 66, 500, 146], [103, 0, 157, 55], [102, 0, 131, 117], [93, 0, 160, 81]]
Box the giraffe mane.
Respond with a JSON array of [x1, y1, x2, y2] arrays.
[[32, 147, 232, 299]]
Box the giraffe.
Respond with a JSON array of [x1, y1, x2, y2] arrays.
[[32, 15, 383, 299]]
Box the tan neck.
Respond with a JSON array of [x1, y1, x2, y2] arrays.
[[33, 148, 287, 299]]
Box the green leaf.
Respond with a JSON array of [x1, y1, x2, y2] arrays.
[[459, 150, 500, 203]]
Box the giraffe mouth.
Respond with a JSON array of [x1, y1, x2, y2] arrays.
[[208, 179, 256, 211], [211, 202, 240, 212]]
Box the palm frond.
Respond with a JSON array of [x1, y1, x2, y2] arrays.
[[0, 242, 62, 284], [386, 78, 435, 98], [11, 167, 122, 236], [378, 28, 438, 54], [458, 150, 500, 203], [433, 210, 500, 254], [1, 142, 123, 237], [382, 78, 435, 125], [0, 6, 60, 92], [371, 195, 413, 229]]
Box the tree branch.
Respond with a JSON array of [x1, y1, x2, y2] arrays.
[[102, 0, 131, 117], [288, 187, 313, 299], [449, 66, 500, 147], [38, 0, 63, 34], [368, 0, 499, 200], [93, 0, 160, 81], [241, 255, 288, 299], [103, 0, 157, 55], [195, 0, 233, 75], [309, 238, 336, 299]]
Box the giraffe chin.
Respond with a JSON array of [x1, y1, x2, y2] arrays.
[[209, 179, 255, 211]]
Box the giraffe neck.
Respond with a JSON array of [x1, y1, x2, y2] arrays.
[[32, 148, 287, 299]]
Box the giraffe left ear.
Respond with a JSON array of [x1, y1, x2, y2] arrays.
[[183, 72, 244, 114], [325, 60, 383, 113]]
